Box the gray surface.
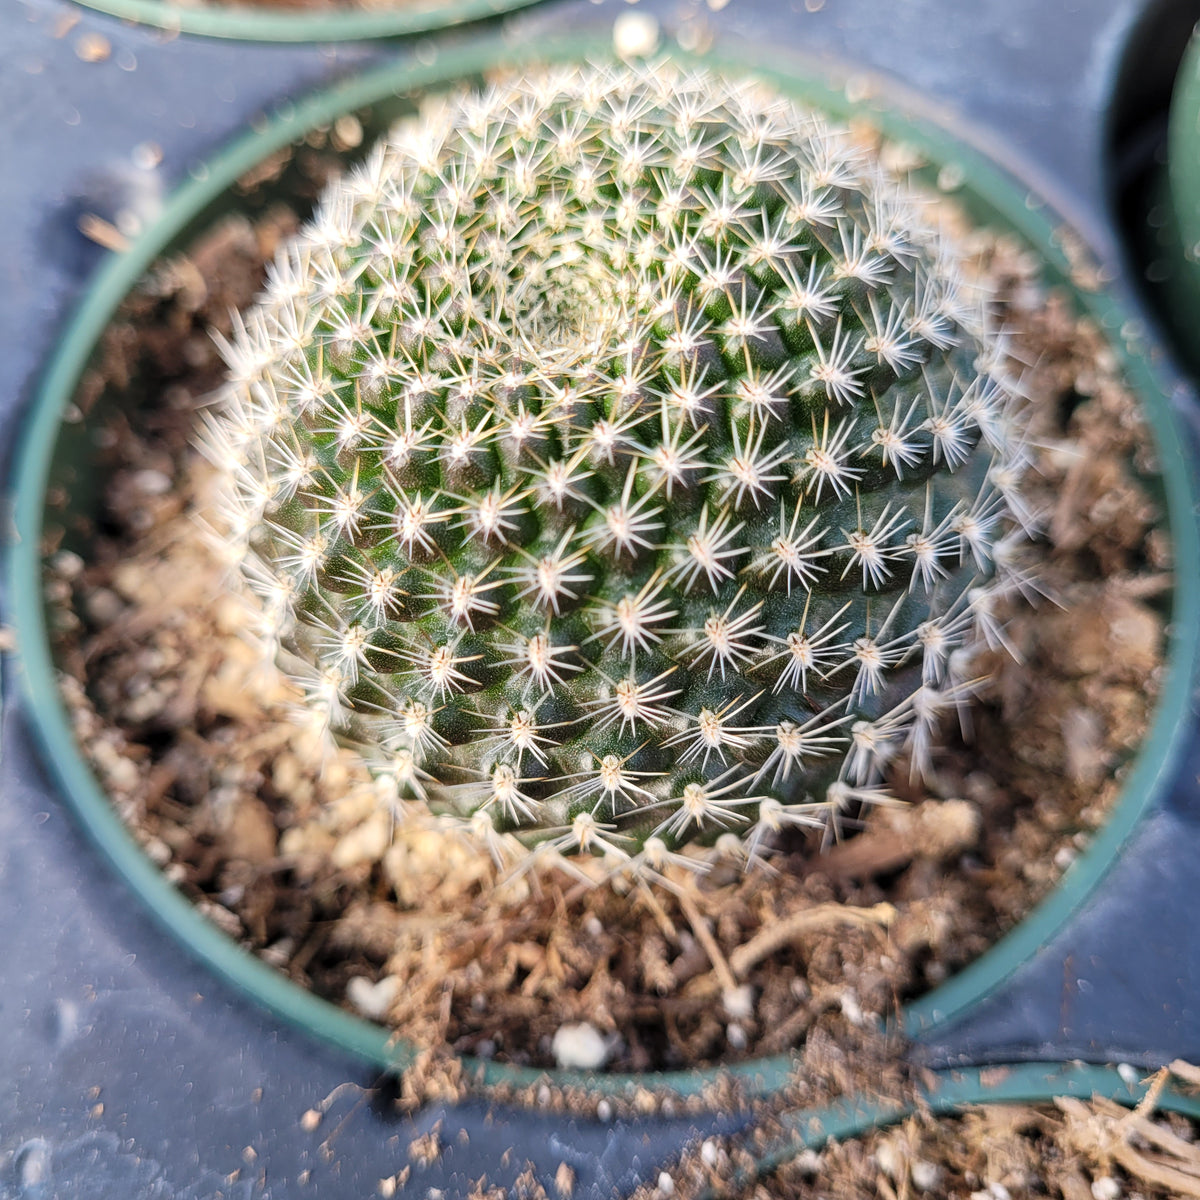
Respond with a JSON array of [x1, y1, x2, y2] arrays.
[[2, 0, 1200, 1195]]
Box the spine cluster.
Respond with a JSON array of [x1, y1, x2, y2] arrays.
[[206, 60, 1032, 878]]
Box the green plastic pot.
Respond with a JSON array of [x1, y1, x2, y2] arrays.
[[726, 1061, 1200, 1192], [69, 0, 542, 45], [9, 32, 1200, 1105]]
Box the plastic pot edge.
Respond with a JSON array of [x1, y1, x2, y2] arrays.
[[1169, 27, 1200, 257], [67, 0, 544, 45], [8, 31, 1200, 1104], [1156, 27, 1200, 381], [727, 1060, 1200, 1188]]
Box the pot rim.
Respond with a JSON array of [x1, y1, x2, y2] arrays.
[[742, 1060, 1200, 1186], [1159, 27, 1200, 381], [9, 31, 1200, 1102], [1168, 28, 1200, 259], [67, 0, 544, 45]]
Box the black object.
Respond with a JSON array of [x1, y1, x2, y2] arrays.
[[3, 0, 1200, 1196]]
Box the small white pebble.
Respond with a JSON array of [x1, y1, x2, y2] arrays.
[[791, 1149, 821, 1177], [261, 939, 293, 968], [84, 587, 124, 624], [110, 756, 141, 793], [92, 741, 139, 792], [50, 550, 85, 580], [1091, 1179, 1121, 1200], [1054, 844, 1077, 870], [726, 1023, 748, 1050], [132, 468, 172, 496], [346, 975, 400, 1021], [116, 206, 147, 238], [722, 984, 755, 1021], [656, 1171, 674, 1196], [988, 1185, 1011, 1200], [131, 141, 162, 170], [332, 114, 363, 151], [44, 579, 71, 605], [612, 11, 659, 58], [911, 1160, 941, 1191], [875, 1140, 899, 1179], [596, 1099, 613, 1122], [700, 1140, 718, 1167], [937, 163, 965, 192], [583, 915, 604, 939], [552, 1022, 610, 1071], [144, 837, 171, 867], [1117, 1062, 1139, 1086], [925, 960, 948, 984], [840, 991, 865, 1026]]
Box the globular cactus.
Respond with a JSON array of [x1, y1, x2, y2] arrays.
[[206, 60, 1030, 877]]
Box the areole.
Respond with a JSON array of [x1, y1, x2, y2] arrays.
[[9, 32, 1200, 1105]]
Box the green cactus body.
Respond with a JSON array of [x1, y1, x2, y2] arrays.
[[208, 61, 1027, 875]]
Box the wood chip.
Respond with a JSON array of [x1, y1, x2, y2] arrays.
[[554, 1162, 575, 1198], [75, 32, 111, 62], [77, 214, 129, 252]]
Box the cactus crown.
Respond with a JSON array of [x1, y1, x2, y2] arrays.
[[207, 60, 1028, 878]]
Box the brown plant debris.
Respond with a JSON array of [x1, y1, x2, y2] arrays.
[[733, 1065, 1200, 1200]]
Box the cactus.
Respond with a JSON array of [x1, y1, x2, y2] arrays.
[[206, 60, 1029, 877]]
